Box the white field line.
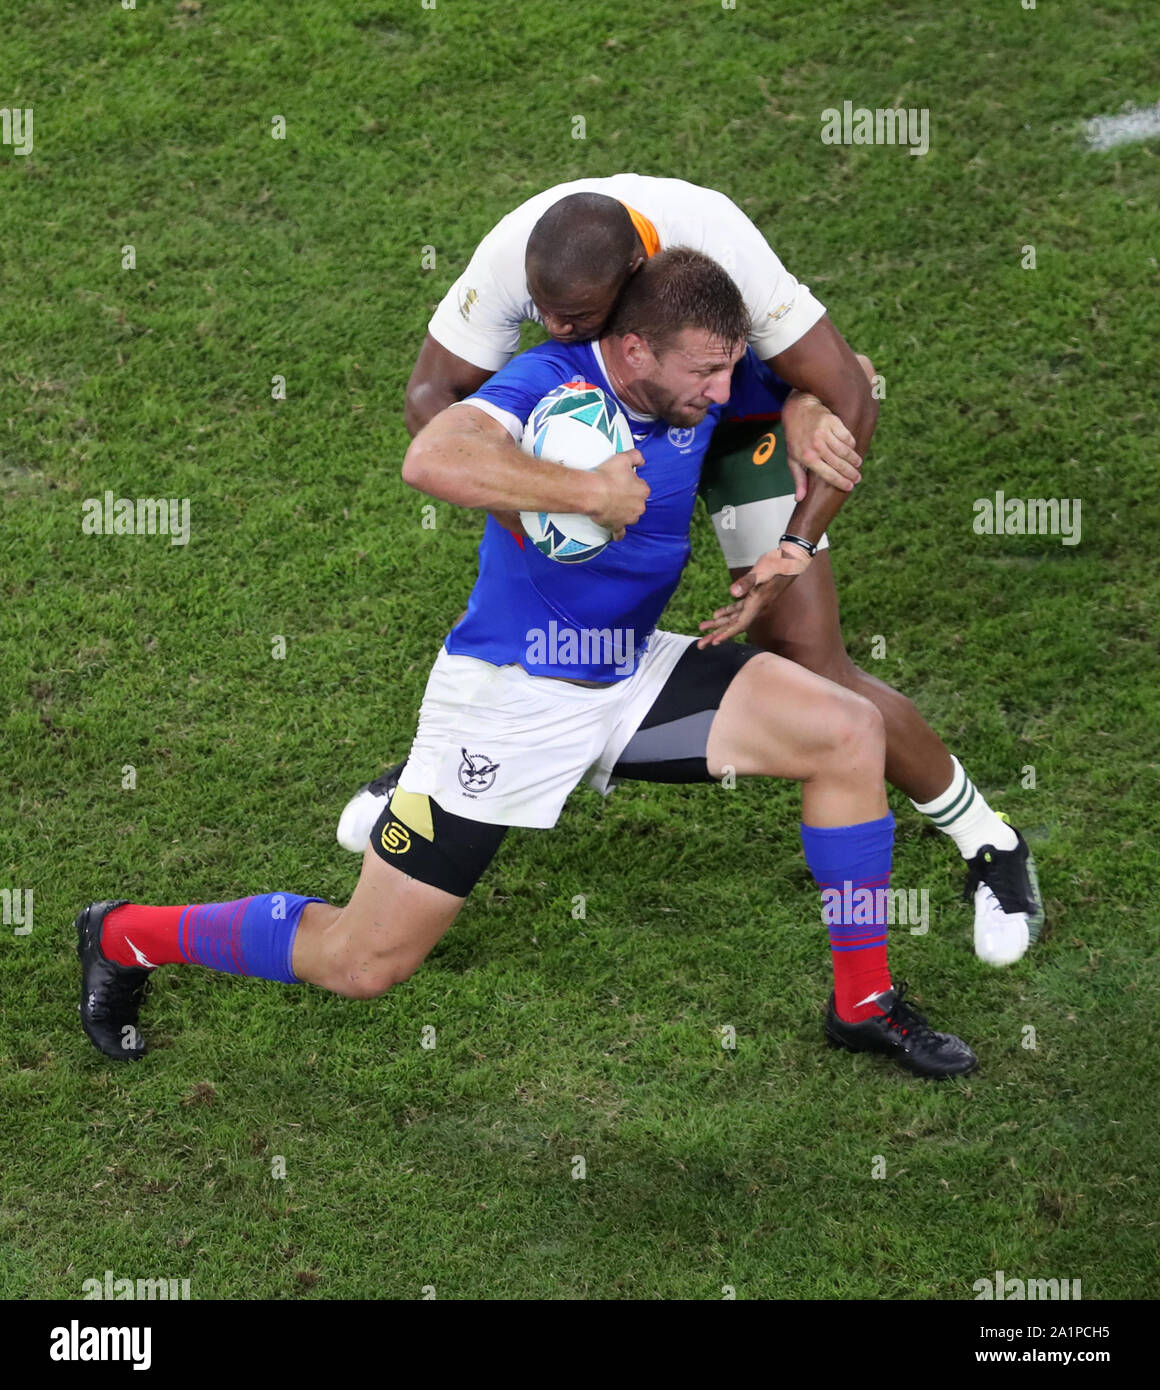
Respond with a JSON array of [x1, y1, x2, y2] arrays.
[[1084, 100, 1160, 151]]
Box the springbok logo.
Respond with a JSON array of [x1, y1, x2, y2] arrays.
[[458, 748, 499, 793]]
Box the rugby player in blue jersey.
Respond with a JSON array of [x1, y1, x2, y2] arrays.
[[343, 177, 1045, 967], [78, 249, 975, 1078]]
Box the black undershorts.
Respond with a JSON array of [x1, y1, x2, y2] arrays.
[[370, 640, 763, 896]]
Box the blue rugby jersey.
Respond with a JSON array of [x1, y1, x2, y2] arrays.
[[443, 339, 780, 681], [720, 352, 792, 423]]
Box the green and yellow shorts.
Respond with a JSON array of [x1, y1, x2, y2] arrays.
[[697, 357, 832, 570]]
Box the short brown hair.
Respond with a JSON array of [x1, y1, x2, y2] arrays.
[[606, 246, 750, 355]]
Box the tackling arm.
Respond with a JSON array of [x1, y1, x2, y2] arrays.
[[698, 324, 877, 645], [766, 315, 879, 545], [404, 335, 495, 438]]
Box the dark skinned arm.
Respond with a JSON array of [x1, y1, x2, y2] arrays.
[[699, 317, 878, 646], [404, 334, 495, 438], [766, 314, 878, 546]]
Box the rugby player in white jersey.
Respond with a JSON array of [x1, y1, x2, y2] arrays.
[[340, 174, 1043, 965]]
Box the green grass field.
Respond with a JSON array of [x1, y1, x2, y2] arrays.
[[2, 0, 1159, 1301]]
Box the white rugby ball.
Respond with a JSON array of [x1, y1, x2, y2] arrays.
[[519, 381, 633, 563]]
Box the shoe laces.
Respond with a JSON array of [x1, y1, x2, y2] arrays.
[[91, 967, 150, 1022], [976, 882, 1007, 918], [883, 981, 935, 1042]]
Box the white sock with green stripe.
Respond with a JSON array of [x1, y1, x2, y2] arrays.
[[910, 756, 1018, 859]]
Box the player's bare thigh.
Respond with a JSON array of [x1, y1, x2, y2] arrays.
[[705, 650, 885, 824], [293, 848, 465, 1000]]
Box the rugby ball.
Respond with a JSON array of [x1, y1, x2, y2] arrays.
[[519, 381, 633, 563]]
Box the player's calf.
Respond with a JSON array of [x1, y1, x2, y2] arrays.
[[705, 650, 974, 1077], [75, 832, 473, 1060], [739, 559, 1044, 964], [292, 850, 466, 1000]]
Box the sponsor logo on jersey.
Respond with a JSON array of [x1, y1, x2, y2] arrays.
[[752, 431, 777, 465], [767, 300, 793, 322], [458, 748, 499, 793], [380, 821, 412, 855], [458, 286, 479, 321], [666, 425, 696, 451]]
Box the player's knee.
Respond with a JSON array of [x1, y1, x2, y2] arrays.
[[331, 949, 425, 1000], [824, 689, 885, 762]]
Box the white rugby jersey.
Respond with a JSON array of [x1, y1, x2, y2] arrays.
[[427, 173, 826, 372]]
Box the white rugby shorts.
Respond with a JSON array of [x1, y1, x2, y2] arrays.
[[399, 629, 697, 829]]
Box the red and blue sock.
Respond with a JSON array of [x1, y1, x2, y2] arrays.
[[800, 812, 894, 1022], [100, 894, 322, 983]]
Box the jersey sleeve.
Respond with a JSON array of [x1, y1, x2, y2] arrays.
[[426, 208, 535, 373], [456, 344, 582, 444], [691, 189, 828, 361]]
